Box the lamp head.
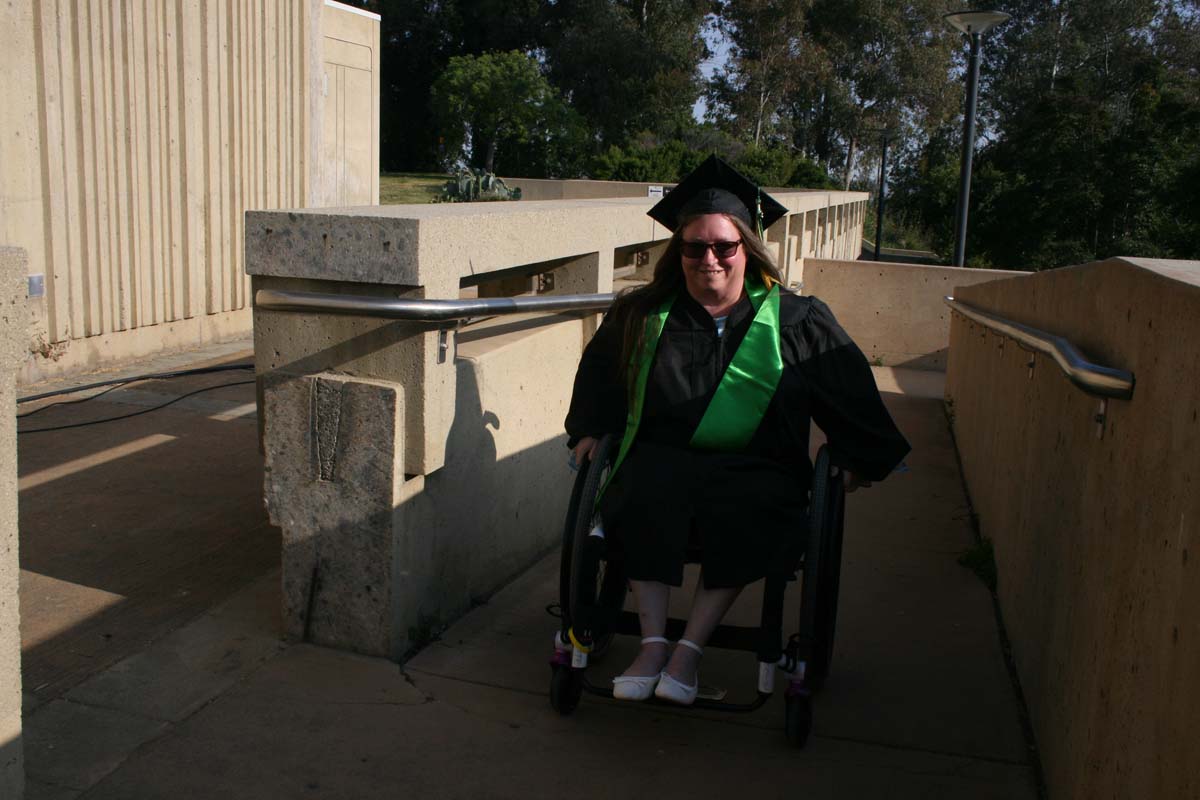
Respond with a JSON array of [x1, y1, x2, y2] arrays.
[[944, 9, 1011, 35]]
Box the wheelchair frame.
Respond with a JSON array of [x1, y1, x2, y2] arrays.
[[548, 434, 846, 747]]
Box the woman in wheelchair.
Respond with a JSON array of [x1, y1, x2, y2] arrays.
[[565, 156, 909, 706]]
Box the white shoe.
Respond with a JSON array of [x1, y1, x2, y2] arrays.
[[612, 636, 669, 701], [612, 673, 661, 701], [654, 639, 703, 706]]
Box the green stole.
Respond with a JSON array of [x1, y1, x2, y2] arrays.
[[599, 276, 783, 501]]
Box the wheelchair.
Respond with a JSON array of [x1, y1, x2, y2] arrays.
[[548, 433, 846, 747]]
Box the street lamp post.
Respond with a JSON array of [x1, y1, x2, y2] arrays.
[[945, 9, 1010, 267]]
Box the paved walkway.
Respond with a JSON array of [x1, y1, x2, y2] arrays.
[[17, 347, 1039, 799]]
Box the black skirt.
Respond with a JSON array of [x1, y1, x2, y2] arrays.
[[598, 441, 807, 589]]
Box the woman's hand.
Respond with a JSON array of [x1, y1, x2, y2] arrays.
[[844, 471, 872, 493], [572, 436, 600, 469]]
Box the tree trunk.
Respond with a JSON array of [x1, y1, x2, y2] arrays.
[[843, 136, 857, 190], [815, 87, 833, 165], [485, 138, 497, 174]]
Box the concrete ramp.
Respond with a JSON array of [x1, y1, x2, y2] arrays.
[[54, 380, 1038, 799]]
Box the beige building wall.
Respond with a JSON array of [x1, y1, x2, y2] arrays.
[[945, 258, 1200, 800], [315, 1, 380, 207], [2, 0, 379, 385]]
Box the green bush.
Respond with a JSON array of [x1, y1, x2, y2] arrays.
[[733, 144, 796, 187], [787, 157, 837, 190], [591, 138, 699, 182]]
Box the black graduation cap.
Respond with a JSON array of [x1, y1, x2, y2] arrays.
[[647, 155, 789, 233]]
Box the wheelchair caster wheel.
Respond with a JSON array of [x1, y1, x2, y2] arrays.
[[785, 692, 813, 747], [550, 665, 583, 715]]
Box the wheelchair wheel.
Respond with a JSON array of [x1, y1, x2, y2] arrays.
[[784, 691, 813, 747], [549, 664, 583, 715], [558, 434, 624, 661], [799, 445, 846, 693]]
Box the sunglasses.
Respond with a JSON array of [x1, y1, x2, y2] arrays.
[[680, 240, 742, 259]]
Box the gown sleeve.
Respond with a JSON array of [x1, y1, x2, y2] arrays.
[[795, 298, 910, 481], [564, 313, 629, 449]]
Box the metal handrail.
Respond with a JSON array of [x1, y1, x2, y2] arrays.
[[254, 288, 615, 322], [944, 296, 1134, 399]]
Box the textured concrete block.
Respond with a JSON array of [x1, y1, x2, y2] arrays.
[[263, 372, 405, 658], [0, 247, 29, 800], [252, 277, 454, 476], [246, 213, 423, 287]]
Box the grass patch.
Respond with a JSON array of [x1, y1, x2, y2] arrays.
[[380, 172, 450, 205], [958, 537, 997, 592]]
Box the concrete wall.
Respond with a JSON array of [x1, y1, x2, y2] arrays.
[[945, 257, 1200, 800], [249, 190, 869, 658], [316, 1, 381, 208], [803, 259, 1026, 370], [503, 177, 669, 201], [261, 314, 583, 658], [2, 0, 378, 385], [0, 248, 29, 799], [506, 176, 845, 204], [506, 179, 869, 281]]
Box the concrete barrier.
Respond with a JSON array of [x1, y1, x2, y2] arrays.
[[945, 257, 1200, 800], [248, 192, 869, 658], [802, 259, 1026, 371], [0, 247, 28, 799], [503, 176, 837, 203]]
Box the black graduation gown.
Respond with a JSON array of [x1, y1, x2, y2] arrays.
[[564, 289, 910, 588]]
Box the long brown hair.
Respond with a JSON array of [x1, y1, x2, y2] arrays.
[[608, 213, 784, 394]]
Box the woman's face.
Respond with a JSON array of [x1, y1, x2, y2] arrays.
[[679, 214, 747, 303]]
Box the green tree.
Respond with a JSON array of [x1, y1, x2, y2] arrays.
[[708, 0, 810, 147], [541, 0, 710, 147], [369, 0, 542, 171], [797, 0, 958, 189], [430, 51, 584, 175], [959, 0, 1200, 267]]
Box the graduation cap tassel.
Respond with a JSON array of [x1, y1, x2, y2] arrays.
[[754, 189, 775, 288]]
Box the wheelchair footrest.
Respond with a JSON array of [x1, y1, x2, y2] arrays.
[[613, 611, 764, 652]]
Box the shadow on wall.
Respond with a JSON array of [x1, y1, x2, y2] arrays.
[[395, 360, 570, 650]]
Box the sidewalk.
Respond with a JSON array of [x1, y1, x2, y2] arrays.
[[18, 351, 1039, 799]]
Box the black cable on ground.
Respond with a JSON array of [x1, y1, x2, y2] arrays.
[[17, 380, 257, 434], [17, 363, 254, 405], [17, 382, 129, 419]]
